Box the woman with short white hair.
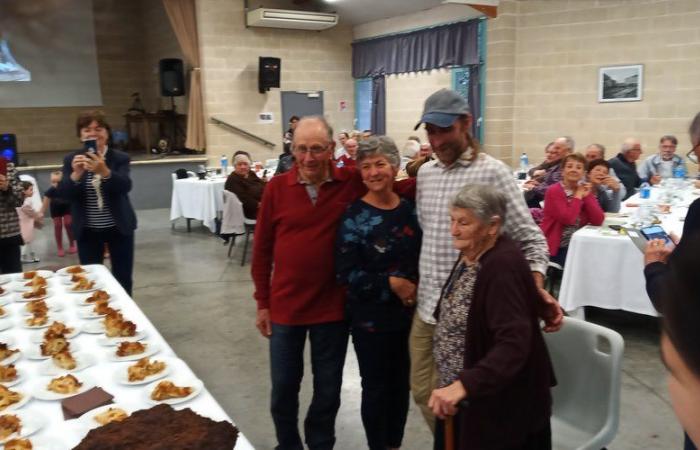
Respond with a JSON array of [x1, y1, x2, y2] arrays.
[[224, 153, 265, 219]]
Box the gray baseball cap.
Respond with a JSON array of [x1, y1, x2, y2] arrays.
[[414, 88, 470, 130]]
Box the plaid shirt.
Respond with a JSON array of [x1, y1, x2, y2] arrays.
[[416, 150, 549, 324], [0, 164, 24, 239]]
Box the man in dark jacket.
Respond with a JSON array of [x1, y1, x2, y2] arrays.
[[608, 137, 642, 200]]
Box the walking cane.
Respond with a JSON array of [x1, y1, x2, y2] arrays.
[[444, 415, 455, 450]]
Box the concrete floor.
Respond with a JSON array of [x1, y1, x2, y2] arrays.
[[27, 208, 682, 450]]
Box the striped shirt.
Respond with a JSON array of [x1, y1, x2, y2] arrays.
[[85, 170, 115, 229], [415, 150, 549, 325]]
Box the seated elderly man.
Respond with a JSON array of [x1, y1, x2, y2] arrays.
[[527, 142, 556, 181], [638, 135, 687, 185], [337, 138, 358, 168], [405, 143, 434, 178], [523, 136, 573, 207], [608, 137, 642, 200]]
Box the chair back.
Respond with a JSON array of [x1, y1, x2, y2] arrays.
[[221, 190, 246, 235], [544, 317, 624, 450], [174, 168, 189, 179]]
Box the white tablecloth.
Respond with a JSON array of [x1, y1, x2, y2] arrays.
[[559, 185, 698, 317], [170, 177, 226, 232], [0, 265, 253, 449]]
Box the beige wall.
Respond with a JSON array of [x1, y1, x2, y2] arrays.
[[486, 0, 700, 168], [0, 0, 183, 155], [196, 0, 355, 164]]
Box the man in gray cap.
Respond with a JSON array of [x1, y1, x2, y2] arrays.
[[410, 88, 562, 431]]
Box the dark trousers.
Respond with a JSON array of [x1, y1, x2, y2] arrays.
[[77, 227, 134, 295], [686, 433, 697, 450], [270, 321, 349, 450], [434, 417, 551, 450], [352, 327, 410, 450], [0, 238, 21, 274], [550, 245, 569, 267]]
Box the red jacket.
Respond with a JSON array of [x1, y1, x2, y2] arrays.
[[251, 164, 415, 325], [540, 183, 604, 256]]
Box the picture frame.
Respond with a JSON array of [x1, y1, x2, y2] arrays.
[[598, 64, 643, 103]]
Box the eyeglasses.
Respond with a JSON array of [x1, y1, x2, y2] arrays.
[[293, 145, 329, 155]]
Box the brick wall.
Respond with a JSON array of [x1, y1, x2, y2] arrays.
[[196, 0, 355, 164]]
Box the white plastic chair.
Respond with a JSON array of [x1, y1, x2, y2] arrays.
[[221, 190, 256, 265], [544, 317, 624, 450]]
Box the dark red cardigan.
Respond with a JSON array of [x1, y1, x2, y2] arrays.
[[251, 164, 415, 325], [437, 236, 555, 449]]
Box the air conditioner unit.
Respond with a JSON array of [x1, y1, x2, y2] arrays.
[[246, 8, 339, 31]]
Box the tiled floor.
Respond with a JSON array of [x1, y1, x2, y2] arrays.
[[26, 209, 682, 449]]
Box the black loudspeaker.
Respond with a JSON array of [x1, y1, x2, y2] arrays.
[[0, 134, 18, 166], [159, 58, 185, 97], [259, 57, 281, 93]]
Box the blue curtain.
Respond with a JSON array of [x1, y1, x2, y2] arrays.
[[352, 20, 479, 78], [371, 75, 385, 135]]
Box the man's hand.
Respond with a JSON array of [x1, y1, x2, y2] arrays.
[[389, 276, 416, 306], [602, 176, 620, 192], [428, 380, 467, 419], [650, 174, 662, 186], [532, 272, 563, 332], [0, 174, 8, 192], [523, 179, 540, 190], [256, 308, 272, 338], [644, 239, 673, 266], [71, 155, 87, 181], [84, 152, 111, 178]]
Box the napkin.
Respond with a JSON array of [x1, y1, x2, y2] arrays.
[[62, 387, 114, 420]]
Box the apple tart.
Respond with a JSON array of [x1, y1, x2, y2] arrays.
[[0, 365, 17, 383], [86, 290, 110, 303], [25, 314, 48, 327], [0, 414, 21, 440], [41, 335, 70, 357], [127, 358, 166, 382], [4, 438, 32, 450], [0, 344, 18, 361], [0, 385, 22, 411], [104, 312, 136, 338], [116, 342, 146, 357], [22, 287, 46, 300], [150, 381, 192, 401], [47, 374, 82, 394], [66, 265, 86, 274], [94, 408, 128, 426], [52, 350, 76, 371], [44, 321, 74, 339], [72, 278, 95, 292]]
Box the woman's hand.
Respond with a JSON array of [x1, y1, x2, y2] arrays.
[[71, 155, 87, 181], [575, 182, 592, 198], [428, 380, 467, 419], [602, 176, 620, 192], [531, 169, 546, 179], [644, 239, 673, 266], [84, 152, 110, 178], [389, 276, 416, 306]]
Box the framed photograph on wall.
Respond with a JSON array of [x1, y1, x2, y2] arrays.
[[598, 64, 643, 103]]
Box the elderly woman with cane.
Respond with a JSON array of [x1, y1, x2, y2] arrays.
[[428, 184, 555, 450]]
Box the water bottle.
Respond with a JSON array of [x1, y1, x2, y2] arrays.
[[639, 182, 651, 200], [519, 152, 529, 172], [221, 155, 228, 175], [673, 165, 685, 179]]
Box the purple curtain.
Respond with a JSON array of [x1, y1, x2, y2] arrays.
[[352, 20, 479, 78]]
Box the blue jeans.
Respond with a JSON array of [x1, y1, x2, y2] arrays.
[[270, 321, 349, 450]]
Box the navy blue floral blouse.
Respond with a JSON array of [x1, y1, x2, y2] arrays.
[[335, 198, 421, 332]]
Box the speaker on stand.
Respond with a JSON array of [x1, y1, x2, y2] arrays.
[[259, 57, 281, 93], [0, 134, 18, 165], [158, 58, 186, 154]]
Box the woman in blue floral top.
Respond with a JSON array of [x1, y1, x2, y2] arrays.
[[335, 136, 421, 450]]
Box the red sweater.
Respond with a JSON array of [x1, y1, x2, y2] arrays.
[[251, 164, 415, 325], [540, 183, 604, 256]]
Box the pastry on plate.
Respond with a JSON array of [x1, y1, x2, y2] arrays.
[[116, 341, 146, 357], [41, 335, 70, 357], [86, 290, 110, 303], [25, 314, 48, 327], [72, 278, 95, 292], [0, 365, 17, 383], [70, 274, 87, 283], [128, 357, 166, 382], [52, 350, 76, 370], [104, 312, 136, 338], [25, 300, 48, 316], [0, 414, 21, 440], [4, 438, 32, 450], [92, 301, 116, 316], [0, 344, 18, 361], [150, 381, 192, 401], [44, 321, 74, 339], [47, 374, 82, 394], [0, 286, 5, 296], [23, 276, 46, 288], [66, 265, 85, 274], [93, 407, 128, 426], [0, 385, 22, 411], [22, 286, 46, 300], [21, 271, 37, 280]]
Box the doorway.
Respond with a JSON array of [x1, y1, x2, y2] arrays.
[[280, 91, 324, 135]]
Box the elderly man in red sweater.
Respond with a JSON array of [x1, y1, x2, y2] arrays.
[[252, 116, 375, 450]]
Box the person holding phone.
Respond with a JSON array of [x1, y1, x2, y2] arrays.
[[0, 159, 25, 274], [57, 110, 137, 295]]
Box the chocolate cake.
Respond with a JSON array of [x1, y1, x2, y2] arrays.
[[73, 404, 238, 450]]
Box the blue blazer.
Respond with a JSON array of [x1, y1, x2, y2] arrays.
[[57, 148, 137, 240]]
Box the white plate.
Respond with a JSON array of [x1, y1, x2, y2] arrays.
[[14, 288, 54, 302], [113, 358, 173, 386], [32, 374, 95, 401], [0, 276, 11, 286], [107, 342, 159, 362], [5, 437, 64, 450], [0, 367, 25, 387], [77, 303, 119, 320], [13, 270, 54, 282], [0, 351, 21, 367], [12, 280, 53, 293], [0, 409, 47, 444], [0, 388, 31, 412], [76, 403, 138, 431], [0, 319, 13, 334], [21, 301, 63, 316], [29, 324, 81, 344], [26, 342, 80, 361], [60, 276, 98, 286], [81, 321, 104, 334], [66, 282, 104, 294], [77, 292, 112, 306], [21, 314, 65, 330], [56, 266, 92, 277], [143, 377, 203, 406], [97, 330, 146, 347], [0, 289, 12, 300], [38, 352, 96, 376]]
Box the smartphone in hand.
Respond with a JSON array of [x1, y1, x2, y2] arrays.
[[83, 139, 97, 154]]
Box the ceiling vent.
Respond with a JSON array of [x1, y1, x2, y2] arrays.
[[246, 8, 339, 31]]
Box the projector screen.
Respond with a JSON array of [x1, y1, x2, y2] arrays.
[[0, 0, 102, 108]]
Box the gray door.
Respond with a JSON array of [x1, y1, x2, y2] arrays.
[[281, 91, 324, 135]]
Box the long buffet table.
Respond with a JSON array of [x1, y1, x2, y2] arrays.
[[559, 183, 698, 318], [0, 264, 253, 449]]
